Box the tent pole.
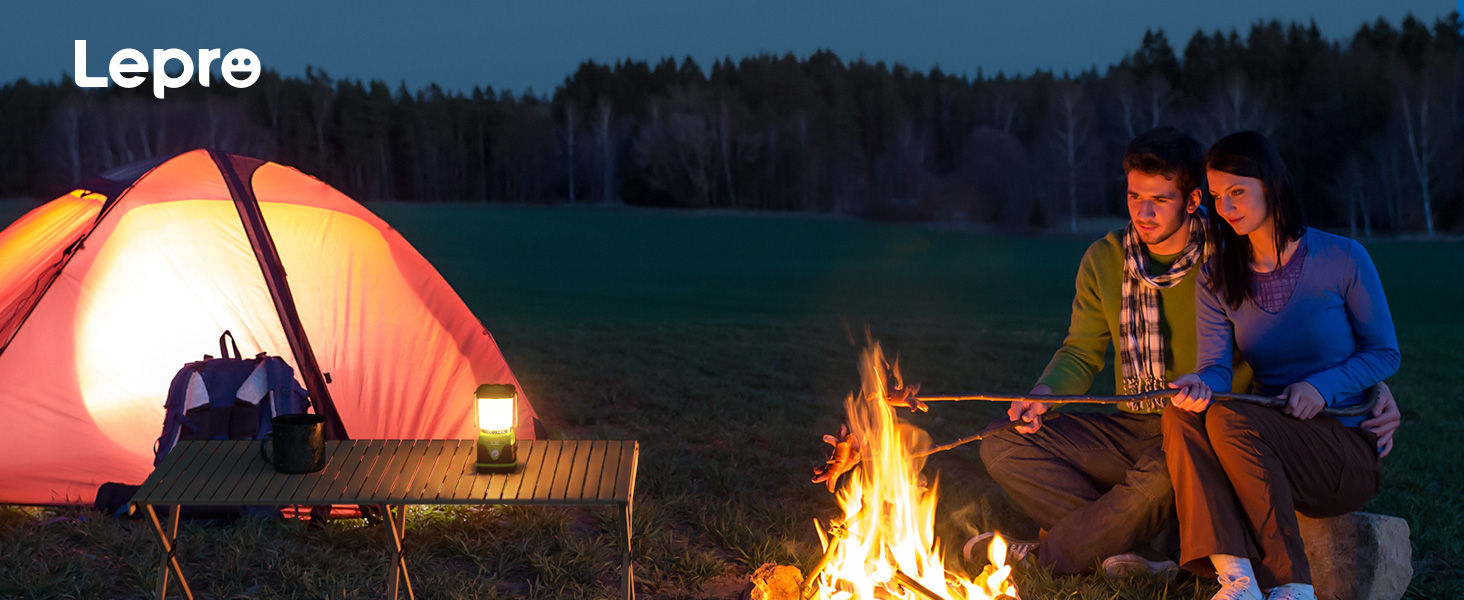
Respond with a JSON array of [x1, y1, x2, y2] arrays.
[[209, 150, 349, 440]]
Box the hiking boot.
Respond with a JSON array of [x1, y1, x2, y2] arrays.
[[1265, 584, 1316, 600], [962, 531, 1039, 566], [1213, 575, 1263, 600], [1102, 552, 1180, 578]]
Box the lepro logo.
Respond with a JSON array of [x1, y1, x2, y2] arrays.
[[73, 40, 261, 100]]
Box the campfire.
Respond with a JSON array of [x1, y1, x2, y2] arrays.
[[808, 342, 1018, 600]]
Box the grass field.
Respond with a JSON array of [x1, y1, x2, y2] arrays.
[[1, 200, 1461, 599]]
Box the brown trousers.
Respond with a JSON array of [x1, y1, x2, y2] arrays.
[[1162, 402, 1379, 587]]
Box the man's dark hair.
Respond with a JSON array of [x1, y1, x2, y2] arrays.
[[1122, 126, 1206, 197]]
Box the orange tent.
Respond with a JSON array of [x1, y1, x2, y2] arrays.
[[0, 150, 538, 505]]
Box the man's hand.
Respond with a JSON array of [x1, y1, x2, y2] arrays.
[[1169, 374, 1212, 412], [1279, 381, 1326, 420], [1009, 385, 1053, 434], [1360, 381, 1399, 457]]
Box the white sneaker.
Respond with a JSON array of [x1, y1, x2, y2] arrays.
[[1266, 583, 1317, 600], [1102, 552, 1179, 577], [1213, 575, 1263, 600]]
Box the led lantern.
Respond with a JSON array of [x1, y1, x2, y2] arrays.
[[475, 384, 518, 473]]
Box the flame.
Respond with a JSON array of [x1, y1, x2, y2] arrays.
[[814, 342, 1017, 600]]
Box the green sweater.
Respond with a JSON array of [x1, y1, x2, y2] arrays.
[[1037, 229, 1252, 413]]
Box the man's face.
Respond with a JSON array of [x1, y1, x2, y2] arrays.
[[1126, 170, 1197, 250]]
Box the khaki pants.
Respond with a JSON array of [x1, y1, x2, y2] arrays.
[[1162, 402, 1379, 587], [980, 412, 1176, 573]]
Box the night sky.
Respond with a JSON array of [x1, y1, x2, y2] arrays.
[[1, 1, 1453, 95]]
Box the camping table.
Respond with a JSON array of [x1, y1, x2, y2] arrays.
[[130, 439, 640, 600]]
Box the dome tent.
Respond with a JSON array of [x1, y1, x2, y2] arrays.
[[0, 149, 538, 505]]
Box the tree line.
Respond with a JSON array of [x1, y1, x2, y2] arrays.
[[0, 13, 1458, 236]]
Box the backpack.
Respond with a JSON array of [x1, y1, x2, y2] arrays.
[[154, 331, 312, 466]]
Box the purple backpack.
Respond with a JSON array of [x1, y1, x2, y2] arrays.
[[154, 331, 311, 466]]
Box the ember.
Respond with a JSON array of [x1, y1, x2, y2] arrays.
[[808, 342, 1018, 600]]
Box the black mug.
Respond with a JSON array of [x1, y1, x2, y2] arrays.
[[260, 414, 326, 473]]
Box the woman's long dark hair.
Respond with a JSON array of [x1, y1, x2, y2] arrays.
[[1205, 131, 1305, 309]]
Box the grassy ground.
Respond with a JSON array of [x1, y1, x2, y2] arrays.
[[1, 200, 1460, 599]]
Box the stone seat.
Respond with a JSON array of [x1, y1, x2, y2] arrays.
[[1299, 512, 1412, 600]]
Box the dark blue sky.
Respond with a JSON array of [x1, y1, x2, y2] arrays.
[[1, 1, 1453, 95]]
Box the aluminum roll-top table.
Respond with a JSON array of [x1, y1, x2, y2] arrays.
[[131, 439, 640, 600]]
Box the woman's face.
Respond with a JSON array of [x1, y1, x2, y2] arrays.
[[1207, 169, 1269, 237]]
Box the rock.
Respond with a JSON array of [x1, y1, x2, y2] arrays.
[[1298, 512, 1413, 600], [745, 564, 805, 600]]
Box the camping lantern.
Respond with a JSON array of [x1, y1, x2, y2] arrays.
[[475, 384, 517, 473]]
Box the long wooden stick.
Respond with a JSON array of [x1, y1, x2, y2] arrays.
[[912, 420, 1021, 457], [914, 389, 1378, 418], [907, 387, 1382, 457]]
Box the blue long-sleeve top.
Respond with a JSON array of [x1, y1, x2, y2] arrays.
[[1194, 228, 1400, 428]]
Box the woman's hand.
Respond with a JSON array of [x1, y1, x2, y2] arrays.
[[1279, 381, 1325, 420], [1009, 384, 1053, 434], [1168, 374, 1212, 412], [1360, 381, 1399, 457]]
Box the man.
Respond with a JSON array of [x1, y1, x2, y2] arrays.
[[976, 126, 1400, 577]]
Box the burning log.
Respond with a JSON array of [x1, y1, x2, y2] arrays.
[[888, 570, 945, 600], [800, 514, 855, 599]]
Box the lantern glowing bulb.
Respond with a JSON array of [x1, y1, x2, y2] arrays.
[[475, 384, 518, 473]]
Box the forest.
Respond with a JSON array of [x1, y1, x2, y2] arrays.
[[0, 13, 1458, 236]]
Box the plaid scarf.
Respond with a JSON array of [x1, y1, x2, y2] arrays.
[[1118, 208, 1211, 412]]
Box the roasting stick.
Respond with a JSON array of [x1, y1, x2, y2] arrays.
[[910, 388, 1378, 417], [911, 419, 1020, 458], [906, 387, 1381, 457]]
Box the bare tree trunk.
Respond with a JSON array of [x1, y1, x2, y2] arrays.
[[264, 78, 282, 155], [797, 113, 810, 210], [312, 90, 332, 176], [1118, 90, 1137, 140], [133, 101, 153, 158], [597, 100, 615, 204], [377, 140, 393, 200], [719, 98, 736, 207], [1114, 73, 1138, 139], [475, 117, 488, 201], [59, 101, 82, 184], [1400, 90, 1437, 237], [564, 103, 576, 204], [1349, 159, 1371, 238], [766, 124, 778, 210], [1056, 88, 1083, 234], [205, 98, 219, 149], [1147, 73, 1175, 128], [992, 87, 1016, 134], [1209, 71, 1270, 139]]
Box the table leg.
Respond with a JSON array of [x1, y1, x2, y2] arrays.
[[621, 501, 634, 600], [143, 504, 194, 600], [382, 504, 415, 600]]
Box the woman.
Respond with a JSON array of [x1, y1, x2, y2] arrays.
[[1164, 131, 1400, 600]]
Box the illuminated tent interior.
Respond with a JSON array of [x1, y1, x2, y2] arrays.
[[0, 149, 538, 505]]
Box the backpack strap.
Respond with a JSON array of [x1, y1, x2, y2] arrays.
[[219, 330, 242, 360]]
